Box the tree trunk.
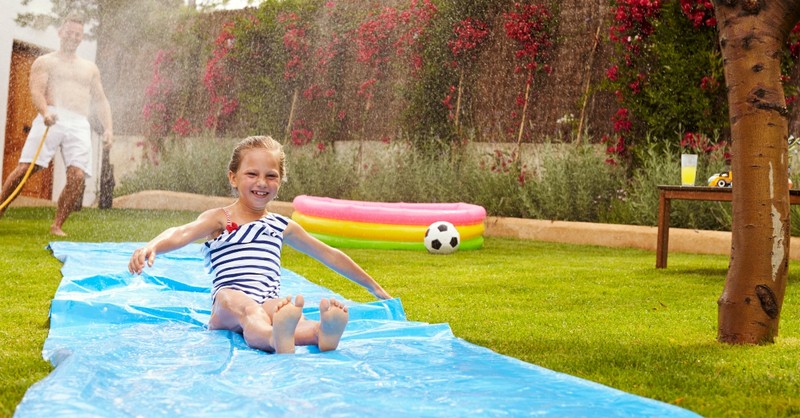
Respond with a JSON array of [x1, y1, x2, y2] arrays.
[[713, 0, 800, 344]]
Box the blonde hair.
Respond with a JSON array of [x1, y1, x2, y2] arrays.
[[228, 135, 286, 181]]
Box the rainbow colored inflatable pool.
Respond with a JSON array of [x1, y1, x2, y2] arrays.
[[291, 195, 486, 251]]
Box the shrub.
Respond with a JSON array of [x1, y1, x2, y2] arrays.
[[115, 138, 238, 198], [116, 135, 736, 231], [526, 144, 627, 222], [611, 140, 731, 230], [603, 0, 728, 166], [278, 145, 360, 201]]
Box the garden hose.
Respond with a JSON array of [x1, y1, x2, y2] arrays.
[[0, 126, 50, 211]]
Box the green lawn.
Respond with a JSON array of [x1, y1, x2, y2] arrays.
[[2, 207, 799, 417]]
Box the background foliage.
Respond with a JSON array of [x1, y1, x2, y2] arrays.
[[20, 0, 800, 152], [25, 0, 609, 151], [117, 136, 762, 232], [603, 0, 800, 166], [17, 0, 800, 232]]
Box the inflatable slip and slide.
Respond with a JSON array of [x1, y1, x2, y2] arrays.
[[14, 242, 700, 417]]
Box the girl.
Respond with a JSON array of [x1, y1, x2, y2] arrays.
[[128, 135, 392, 354]]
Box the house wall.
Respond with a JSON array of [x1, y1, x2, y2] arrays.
[[1, 1, 100, 206]]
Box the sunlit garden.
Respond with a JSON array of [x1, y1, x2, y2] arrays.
[[5, 0, 800, 416], [96, 0, 800, 232]]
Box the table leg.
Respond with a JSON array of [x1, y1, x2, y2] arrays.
[[656, 192, 670, 268]]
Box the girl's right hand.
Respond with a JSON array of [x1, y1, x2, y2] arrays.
[[129, 246, 156, 275]]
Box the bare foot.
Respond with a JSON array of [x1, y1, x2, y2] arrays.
[[50, 225, 67, 236], [270, 296, 303, 354], [318, 298, 349, 352]]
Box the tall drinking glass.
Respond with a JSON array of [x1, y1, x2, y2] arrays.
[[681, 154, 698, 186]]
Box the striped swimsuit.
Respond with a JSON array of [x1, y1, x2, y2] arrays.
[[203, 212, 289, 304]]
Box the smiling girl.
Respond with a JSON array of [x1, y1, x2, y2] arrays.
[[128, 135, 391, 353]]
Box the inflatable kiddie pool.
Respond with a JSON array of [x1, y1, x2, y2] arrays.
[[291, 195, 486, 251]]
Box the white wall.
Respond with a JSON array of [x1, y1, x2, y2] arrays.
[[1, 0, 99, 206]]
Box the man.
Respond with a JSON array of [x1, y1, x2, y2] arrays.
[[0, 12, 113, 236]]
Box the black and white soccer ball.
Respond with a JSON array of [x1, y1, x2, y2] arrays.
[[424, 221, 460, 254]]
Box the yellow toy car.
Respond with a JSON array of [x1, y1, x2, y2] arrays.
[[708, 171, 732, 187]]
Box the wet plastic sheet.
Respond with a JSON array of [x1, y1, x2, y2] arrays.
[[15, 242, 700, 417]]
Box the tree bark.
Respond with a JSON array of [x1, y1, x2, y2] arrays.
[[713, 0, 800, 344]]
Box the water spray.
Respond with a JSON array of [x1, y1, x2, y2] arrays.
[[0, 126, 50, 211]]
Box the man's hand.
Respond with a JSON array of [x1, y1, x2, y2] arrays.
[[102, 130, 113, 149], [43, 113, 58, 126]]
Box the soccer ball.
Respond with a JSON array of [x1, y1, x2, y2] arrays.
[[424, 221, 460, 254]]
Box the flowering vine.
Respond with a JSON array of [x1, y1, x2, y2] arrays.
[[278, 11, 312, 141], [142, 49, 174, 141], [609, 0, 661, 59], [679, 0, 716, 28], [313, 32, 344, 114], [680, 131, 727, 156], [348, 0, 436, 164], [445, 17, 490, 130], [605, 0, 800, 166], [280, 12, 310, 83], [353, 0, 436, 107], [783, 22, 800, 115], [503, 2, 556, 155], [290, 118, 314, 146], [788, 23, 800, 59], [140, 49, 177, 163], [204, 21, 239, 134], [604, 0, 662, 163]]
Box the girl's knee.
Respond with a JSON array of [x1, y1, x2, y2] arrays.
[[211, 290, 264, 330], [243, 304, 270, 323]]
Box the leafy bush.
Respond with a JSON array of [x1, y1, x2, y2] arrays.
[[602, 0, 729, 166], [116, 135, 735, 231], [635, 1, 727, 143], [278, 146, 360, 201], [610, 140, 732, 230], [604, 0, 800, 167], [526, 144, 626, 222], [115, 138, 238, 198]]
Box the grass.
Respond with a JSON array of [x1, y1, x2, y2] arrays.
[[2, 207, 800, 417]]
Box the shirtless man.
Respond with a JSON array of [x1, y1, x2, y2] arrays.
[[0, 12, 113, 236]]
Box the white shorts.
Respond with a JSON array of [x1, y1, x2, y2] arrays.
[[19, 106, 93, 177]]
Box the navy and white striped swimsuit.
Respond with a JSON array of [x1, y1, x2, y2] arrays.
[[203, 213, 289, 304]]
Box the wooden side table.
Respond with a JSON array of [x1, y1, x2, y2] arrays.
[[656, 186, 800, 268]]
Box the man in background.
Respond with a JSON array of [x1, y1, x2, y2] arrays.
[[0, 12, 113, 236]]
